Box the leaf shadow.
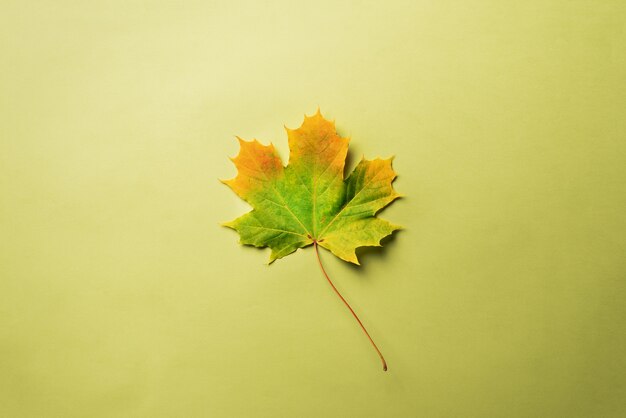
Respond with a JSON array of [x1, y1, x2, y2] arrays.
[[349, 229, 404, 274], [343, 145, 359, 176]]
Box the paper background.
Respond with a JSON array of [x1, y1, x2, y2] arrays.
[[1, 1, 625, 417]]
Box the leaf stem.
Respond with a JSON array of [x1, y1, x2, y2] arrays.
[[313, 241, 388, 372]]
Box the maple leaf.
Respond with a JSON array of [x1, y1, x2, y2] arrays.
[[222, 109, 401, 265], [221, 109, 401, 371]]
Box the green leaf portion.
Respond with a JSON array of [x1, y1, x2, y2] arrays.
[[318, 158, 402, 264], [222, 211, 310, 263]]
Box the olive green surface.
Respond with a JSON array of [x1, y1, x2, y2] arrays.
[[1, 1, 625, 417]]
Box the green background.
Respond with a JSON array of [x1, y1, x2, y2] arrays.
[[1, 1, 625, 417]]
